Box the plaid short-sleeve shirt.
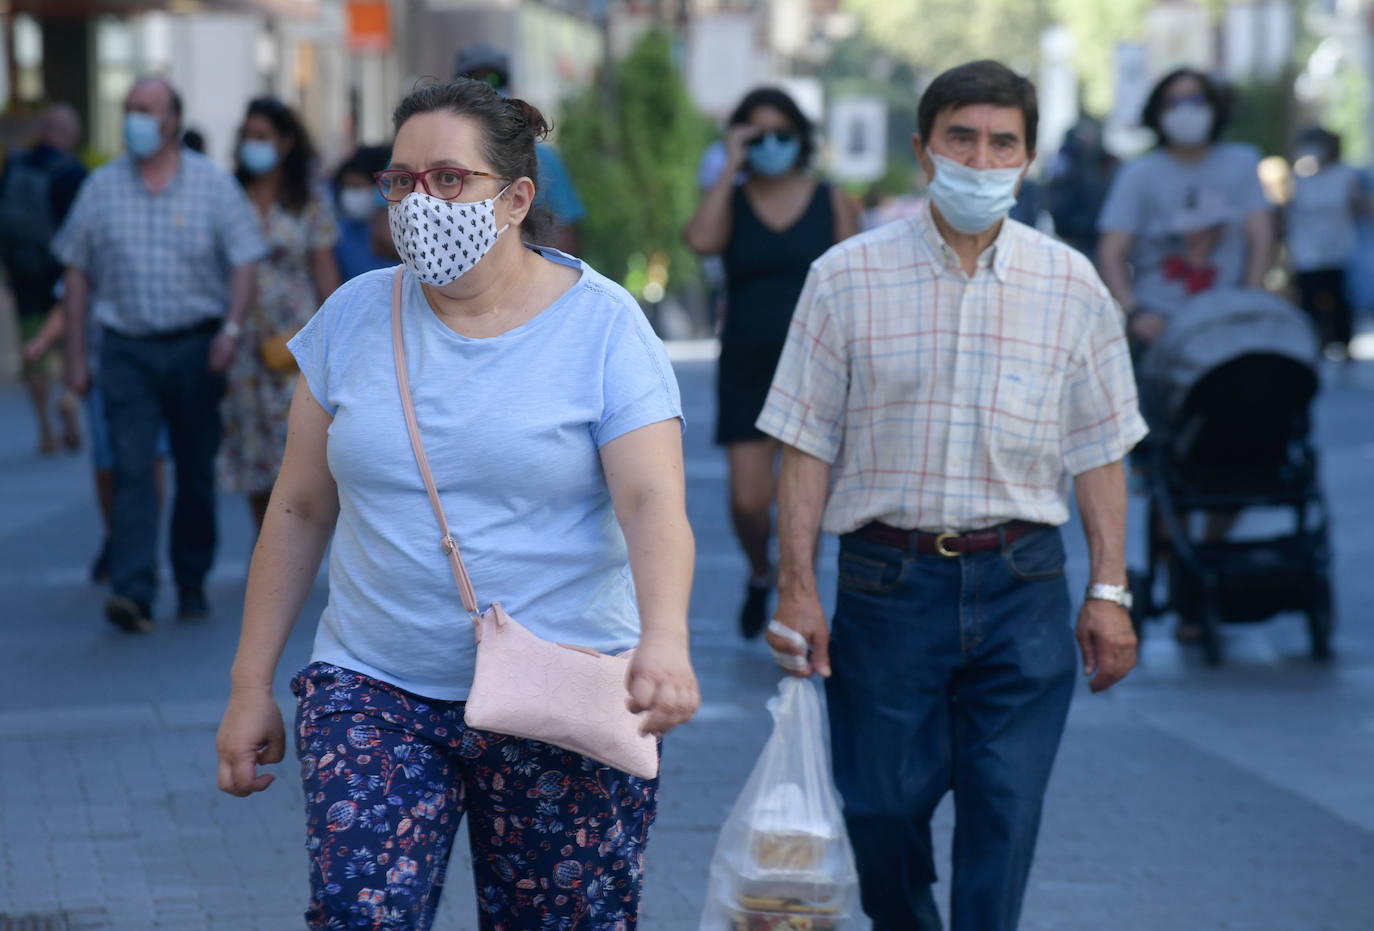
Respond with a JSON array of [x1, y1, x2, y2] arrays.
[[757, 202, 1147, 535], [52, 151, 267, 336]]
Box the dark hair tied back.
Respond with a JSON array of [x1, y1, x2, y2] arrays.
[[508, 97, 551, 142], [392, 79, 553, 241]]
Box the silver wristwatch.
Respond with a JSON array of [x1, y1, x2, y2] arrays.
[[1085, 582, 1133, 610], [221, 319, 242, 339]]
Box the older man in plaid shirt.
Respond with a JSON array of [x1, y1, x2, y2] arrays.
[[760, 61, 1147, 930], [55, 77, 266, 634]]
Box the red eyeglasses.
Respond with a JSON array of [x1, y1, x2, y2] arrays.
[[374, 166, 509, 202]]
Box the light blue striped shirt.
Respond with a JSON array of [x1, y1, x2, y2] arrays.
[[52, 151, 267, 335]]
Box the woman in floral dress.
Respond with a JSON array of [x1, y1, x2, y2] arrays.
[[220, 97, 341, 528]]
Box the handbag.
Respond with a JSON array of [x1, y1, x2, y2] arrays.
[[387, 268, 660, 780], [259, 328, 300, 373]]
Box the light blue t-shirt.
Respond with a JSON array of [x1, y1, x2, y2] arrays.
[[288, 247, 682, 700]]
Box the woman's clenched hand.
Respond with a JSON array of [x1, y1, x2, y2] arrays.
[[625, 632, 700, 738]]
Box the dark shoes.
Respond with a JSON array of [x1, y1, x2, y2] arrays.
[[739, 579, 771, 640], [104, 595, 155, 634], [103, 589, 208, 630], [177, 588, 210, 621]]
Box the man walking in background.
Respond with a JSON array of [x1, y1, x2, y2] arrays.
[[761, 60, 1147, 929], [453, 43, 586, 255], [55, 76, 266, 633]]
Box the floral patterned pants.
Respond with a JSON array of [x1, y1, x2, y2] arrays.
[[292, 663, 659, 930]]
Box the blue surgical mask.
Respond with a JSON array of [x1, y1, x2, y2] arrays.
[[748, 133, 801, 177], [239, 140, 279, 175], [1160, 103, 1213, 147], [124, 113, 163, 159], [925, 152, 1024, 235]]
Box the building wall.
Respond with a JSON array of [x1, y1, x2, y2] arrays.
[[685, 12, 770, 121], [167, 14, 264, 167]]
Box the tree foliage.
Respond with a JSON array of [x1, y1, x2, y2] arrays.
[[1228, 71, 1299, 158], [841, 0, 1052, 76], [557, 30, 713, 295], [817, 33, 923, 197], [841, 0, 1154, 115], [1050, 0, 1151, 115], [1322, 61, 1370, 165]]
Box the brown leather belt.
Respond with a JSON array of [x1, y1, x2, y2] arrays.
[[853, 519, 1047, 557]]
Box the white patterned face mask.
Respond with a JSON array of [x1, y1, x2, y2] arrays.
[[388, 187, 510, 286]]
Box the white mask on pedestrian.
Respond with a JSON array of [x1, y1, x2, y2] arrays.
[[339, 187, 377, 222], [925, 152, 1024, 235], [387, 187, 510, 287], [1160, 103, 1213, 147]]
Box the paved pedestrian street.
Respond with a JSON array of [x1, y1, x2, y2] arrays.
[[2, 355, 1372, 930]]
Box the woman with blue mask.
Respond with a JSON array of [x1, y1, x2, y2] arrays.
[[222, 97, 342, 530], [685, 87, 861, 640]]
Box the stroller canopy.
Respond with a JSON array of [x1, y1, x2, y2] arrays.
[[1140, 287, 1320, 423]]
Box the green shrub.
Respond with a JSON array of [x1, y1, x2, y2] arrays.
[[557, 30, 714, 298]]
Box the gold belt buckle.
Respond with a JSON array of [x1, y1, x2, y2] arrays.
[[935, 532, 960, 558]]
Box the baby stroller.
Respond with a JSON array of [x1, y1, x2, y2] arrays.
[[1128, 288, 1333, 666]]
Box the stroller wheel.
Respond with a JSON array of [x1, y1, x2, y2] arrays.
[[1306, 581, 1335, 663]]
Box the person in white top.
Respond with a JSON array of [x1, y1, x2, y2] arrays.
[[1096, 68, 1277, 347], [1287, 126, 1367, 359]]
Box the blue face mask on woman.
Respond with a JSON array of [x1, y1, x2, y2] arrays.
[[748, 132, 801, 177], [239, 139, 279, 175]]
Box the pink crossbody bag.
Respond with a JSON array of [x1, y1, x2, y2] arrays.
[[388, 268, 659, 780]]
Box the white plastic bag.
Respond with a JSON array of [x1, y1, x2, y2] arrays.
[[700, 678, 860, 930]]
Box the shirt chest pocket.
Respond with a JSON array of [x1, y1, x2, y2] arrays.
[[985, 368, 1057, 437]]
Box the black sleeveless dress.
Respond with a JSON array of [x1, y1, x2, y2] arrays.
[[717, 181, 835, 444]]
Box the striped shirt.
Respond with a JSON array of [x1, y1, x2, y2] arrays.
[[757, 202, 1147, 535], [52, 151, 267, 336]]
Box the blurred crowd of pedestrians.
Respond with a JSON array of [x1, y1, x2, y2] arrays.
[[0, 41, 592, 633], [0, 46, 1368, 931]]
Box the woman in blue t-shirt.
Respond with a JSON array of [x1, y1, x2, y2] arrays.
[[215, 79, 699, 930]]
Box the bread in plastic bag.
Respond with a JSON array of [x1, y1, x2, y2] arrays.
[[700, 677, 860, 930]]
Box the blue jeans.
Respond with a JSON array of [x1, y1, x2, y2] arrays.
[[826, 526, 1076, 931], [99, 326, 225, 608]]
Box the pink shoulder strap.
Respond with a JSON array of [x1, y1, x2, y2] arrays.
[[389, 267, 482, 620]]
